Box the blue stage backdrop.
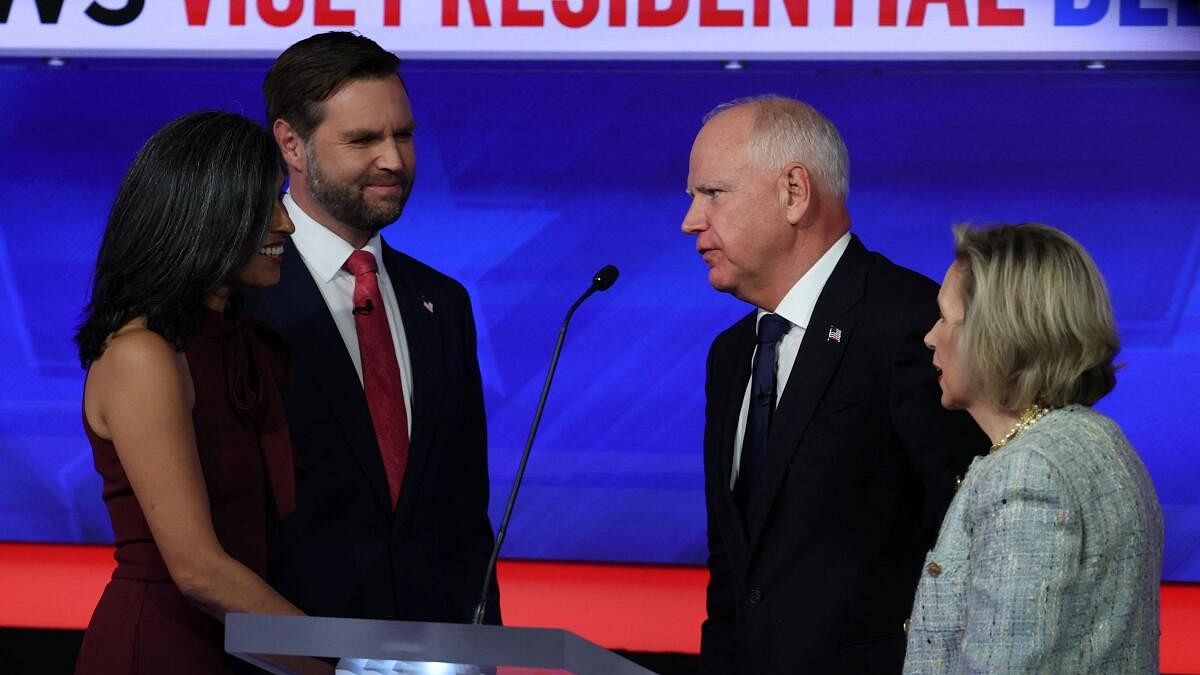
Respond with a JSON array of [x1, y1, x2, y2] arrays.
[[0, 59, 1197, 579]]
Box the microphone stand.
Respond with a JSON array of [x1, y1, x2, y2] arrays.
[[471, 266, 618, 624]]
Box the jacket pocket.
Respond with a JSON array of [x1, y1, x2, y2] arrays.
[[799, 399, 867, 442]]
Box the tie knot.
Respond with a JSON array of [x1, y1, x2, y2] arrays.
[[345, 249, 379, 277], [757, 313, 790, 345]]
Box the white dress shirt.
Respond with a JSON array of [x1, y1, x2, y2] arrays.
[[730, 232, 851, 489], [283, 192, 414, 434]]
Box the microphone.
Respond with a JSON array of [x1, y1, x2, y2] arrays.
[[592, 264, 618, 291], [352, 298, 374, 316], [471, 264, 620, 625]]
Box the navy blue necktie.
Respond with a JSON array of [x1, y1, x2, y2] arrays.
[[735, 313, 791, 522]]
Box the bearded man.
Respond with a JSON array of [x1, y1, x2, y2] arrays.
[[245, 31, 499, 624]]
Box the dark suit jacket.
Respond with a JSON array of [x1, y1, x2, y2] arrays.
[[699, 235, 987, 674], [244, 238, 500, 623]]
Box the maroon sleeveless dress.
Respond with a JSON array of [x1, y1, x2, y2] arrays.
[[75, 309, 296, 675]]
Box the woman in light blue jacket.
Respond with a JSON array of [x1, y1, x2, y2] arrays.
[[905, 223, 1162, 674]]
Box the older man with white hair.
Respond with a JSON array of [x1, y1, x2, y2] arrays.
[[682, 95, 987, 674]]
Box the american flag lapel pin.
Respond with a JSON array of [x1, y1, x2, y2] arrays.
[[422, 299, 435, 314], [826, 325, 842, 343]]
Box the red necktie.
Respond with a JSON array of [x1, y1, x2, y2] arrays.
[[345, 249, 409, 508]]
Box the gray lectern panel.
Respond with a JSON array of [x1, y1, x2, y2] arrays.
[[225, 614, 655, 675]]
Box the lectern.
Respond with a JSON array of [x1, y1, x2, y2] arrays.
[[226, 613, 656, 674]]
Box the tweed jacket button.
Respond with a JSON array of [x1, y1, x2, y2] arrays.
[[954, 474, 963, 491], [926, 562, 942, 577], [903, 618, 911, 635], [748, 587, 763, 605]]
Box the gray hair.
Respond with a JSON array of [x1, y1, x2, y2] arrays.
[[953, 223, 1119, 412], [704, 95, 850, 199]]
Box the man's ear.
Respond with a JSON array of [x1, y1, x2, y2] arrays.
[[781, 163, 811, 225], [273, 119, 306, 175]]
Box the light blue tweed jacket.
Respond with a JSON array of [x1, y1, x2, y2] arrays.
[[903, 405, 1163, 674]]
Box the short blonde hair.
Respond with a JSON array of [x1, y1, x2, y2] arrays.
[[953, 223, 1118, 412], [704, 95, 850, 200]]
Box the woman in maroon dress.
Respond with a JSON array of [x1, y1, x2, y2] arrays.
[[73, 111, 303, 674]]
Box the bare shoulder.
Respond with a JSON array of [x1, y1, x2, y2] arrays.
[[85, 320, 193, 438], [90, 322, 188, 390]]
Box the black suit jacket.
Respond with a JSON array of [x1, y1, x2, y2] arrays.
[[244, 238, 499, 623], [699, 235, 987, 674]]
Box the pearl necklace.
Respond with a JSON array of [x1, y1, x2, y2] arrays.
[[989, 404, 1053, 454]]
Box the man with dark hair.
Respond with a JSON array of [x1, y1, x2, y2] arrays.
[[683, 95, 987, 673], [245, 31, 500, 623]]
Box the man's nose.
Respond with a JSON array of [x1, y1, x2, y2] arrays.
[[681, 199, 705, 235], [377, 139, 406, 171]]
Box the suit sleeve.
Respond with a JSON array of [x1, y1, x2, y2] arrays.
[[889, 296, 988, 551], [452, 286, 502, 624], [699, 339, 737, 675], [959, 451, 1082, 670]]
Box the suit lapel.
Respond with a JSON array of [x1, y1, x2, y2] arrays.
[[748, 236, 870, 547], [381, 244, 442, 529], [276, 239, 393, 512]]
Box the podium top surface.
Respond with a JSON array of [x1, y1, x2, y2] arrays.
[[225, 613, 656, 675]]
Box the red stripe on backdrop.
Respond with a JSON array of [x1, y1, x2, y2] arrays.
[[0, 543, 1196, 672]]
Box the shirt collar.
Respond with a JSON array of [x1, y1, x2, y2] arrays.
[[758, 232, 851, 329], [284, 192, 385, 283]]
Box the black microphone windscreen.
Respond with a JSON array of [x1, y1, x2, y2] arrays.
[[592, 264, 619, 291]]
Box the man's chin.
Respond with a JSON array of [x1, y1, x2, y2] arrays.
[[371, 210, 404, 230], [708, 270, 736, 294], [342, 204, 404, 234], [365, 197, 405, 222]]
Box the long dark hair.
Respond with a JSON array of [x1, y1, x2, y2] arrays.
[[75, 111, 279, 367]]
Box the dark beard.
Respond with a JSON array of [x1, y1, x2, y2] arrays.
[[306, 145, 410, 234]]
